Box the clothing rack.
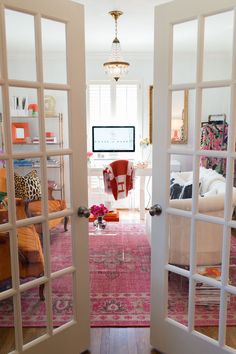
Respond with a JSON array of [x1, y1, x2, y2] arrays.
[[200, 114, 228, 175], [201, 113, 227, 126]]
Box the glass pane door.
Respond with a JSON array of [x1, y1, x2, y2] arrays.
[[0, 1, 89, 353]]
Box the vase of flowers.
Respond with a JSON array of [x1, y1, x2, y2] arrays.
[[87, 151, 93, 167], [140, 137, 151, 163], [90, 203, 109, 231]]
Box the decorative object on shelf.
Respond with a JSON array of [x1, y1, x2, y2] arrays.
[[44, 95, 56, 117], [28, 103, 38, 117], [45, 132, 57, 144], [90, 203, 109, 231], [103, 10, 130, 82], [10, 96, 28, 116], [12, 122, 30, 143], [140, 137, 151, 163], [48, 180, 57, 190]]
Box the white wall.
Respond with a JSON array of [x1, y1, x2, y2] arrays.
[[86, 51, 153, 140]]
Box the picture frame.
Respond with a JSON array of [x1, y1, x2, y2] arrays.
[[44, 95, 56, 117], [12, 122, 30, 144]]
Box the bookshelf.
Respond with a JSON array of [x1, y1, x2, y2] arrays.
[[11, 113, 65, 200]]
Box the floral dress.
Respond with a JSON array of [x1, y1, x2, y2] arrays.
[[200, 122, 228, 175]]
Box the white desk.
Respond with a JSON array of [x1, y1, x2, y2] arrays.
[[88, 160, 181, 220]]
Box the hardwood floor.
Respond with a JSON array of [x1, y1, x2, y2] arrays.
[[0, 210, 236, 353], [89, 328, 160, 354], [1, 326, 236, 354]]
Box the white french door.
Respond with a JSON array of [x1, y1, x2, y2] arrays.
[[151, 0, 236, 353], [0, 1, 89, 353]]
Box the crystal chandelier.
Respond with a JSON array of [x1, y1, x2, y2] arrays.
[[103, 10, 130, 82]]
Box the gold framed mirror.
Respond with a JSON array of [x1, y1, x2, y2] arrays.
[[148, 85, 153, 144], [148, 86, 189, 144], [171, 89, 188, 144]]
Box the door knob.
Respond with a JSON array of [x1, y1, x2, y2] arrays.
[[149, 204, 162, 216], [77, 206, 90, 218]]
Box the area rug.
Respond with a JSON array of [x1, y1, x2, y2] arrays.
[[0, 223, 236, 327]]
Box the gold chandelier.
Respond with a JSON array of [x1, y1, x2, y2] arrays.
[[103, 10, 130, 82]]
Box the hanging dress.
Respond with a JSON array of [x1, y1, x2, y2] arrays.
[[200, 121, 228, 175]]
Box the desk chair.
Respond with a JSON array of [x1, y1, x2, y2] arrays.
[[103, 160, 135, 210]]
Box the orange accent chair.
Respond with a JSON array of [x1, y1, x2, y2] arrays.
[[0, 198, 45, 300], [0, 167, 68, 300], [0, 168, 68, 235]]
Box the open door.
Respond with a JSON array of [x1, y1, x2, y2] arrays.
[[151, 0, 236, 353], [0, 0, 89, 353]]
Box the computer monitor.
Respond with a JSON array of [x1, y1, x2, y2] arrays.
[[92, 126, 135, 152]]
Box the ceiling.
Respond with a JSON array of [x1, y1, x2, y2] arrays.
[[4, 1, 233, 54], [74, 0, 172, 52], [75, 0, 234, 53]]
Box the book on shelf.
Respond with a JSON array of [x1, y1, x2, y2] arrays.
[[14, 159, 33, 167], [46, 137, 57, 143], [32, 136, 58, 144]]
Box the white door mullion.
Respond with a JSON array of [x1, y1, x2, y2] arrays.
[[7, 80, 40, 89], [170, 83, 197, 91], [198, 80, 231, 89], [218, 9, 236, 341], [188, 14, 205, 332], [34, 12, 53, 336], [232, 8, 236, 81], [0, 4, 24, 351]]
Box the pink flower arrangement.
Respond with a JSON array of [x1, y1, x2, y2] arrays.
[[90, 203, 109, 217], [87, 151, 93, 166]]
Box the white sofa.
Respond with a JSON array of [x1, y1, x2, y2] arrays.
[[146, 167, 236, 266]]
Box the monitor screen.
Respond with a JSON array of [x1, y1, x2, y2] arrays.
[[92, 126, 135, 152]]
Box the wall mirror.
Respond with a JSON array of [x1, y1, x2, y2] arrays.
[[148, 85, 153, 144], [171, 89, 188, 144], [149, 86, 189, 144]]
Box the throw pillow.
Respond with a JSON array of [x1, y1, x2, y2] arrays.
[[170, 178, 200, 200], [170, 177, 184, 199], [14, 170, 41, 201]]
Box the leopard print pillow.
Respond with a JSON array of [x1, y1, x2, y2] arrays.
[[14, 170, 41, 201]]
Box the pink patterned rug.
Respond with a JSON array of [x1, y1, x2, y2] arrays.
[[0, 223, 236, 327]]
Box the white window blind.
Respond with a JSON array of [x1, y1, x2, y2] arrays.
[[88, 84, 111, 126], [87, 82, 139, 126], [115, 84, 138, 123]]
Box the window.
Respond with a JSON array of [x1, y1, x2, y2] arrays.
[[115, 84, 138, 123], [88, 84, 111, 126], [87, 82, 140, 140]]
